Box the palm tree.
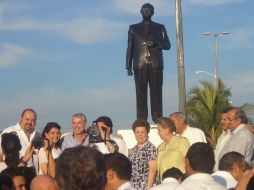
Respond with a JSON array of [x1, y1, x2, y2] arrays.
[[186, 80, 231, 146]]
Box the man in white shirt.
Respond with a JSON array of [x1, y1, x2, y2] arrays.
[[169, 112, 207, 145], [94, 116, 128, 156], [212, 151, 247, 189], [214, 108, 232, 171], [151, 167, 183, 190], [0, 108, 39, 171], [176, 142, 226, 190], [219, 107, 254, 164], [104, 152, 135, 190]]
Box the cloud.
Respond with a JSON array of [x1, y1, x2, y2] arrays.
[[187, 0, 245, 6], [225, 71, 254, 105], [0, 2, 127, 44], [0, 17, 126, 44], [225, 28, 254, 49], [112, 0, 174, 16], [0, 43, 31, 68]]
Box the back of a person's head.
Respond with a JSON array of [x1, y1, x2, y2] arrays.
[[219, 151, 245, 171], [104, 152, 132, 181], [1, 133, 21, 154], [19, 166, 36, 190], [186, 142, 215, 174], [31, 175, 58, 190], [55, 146, 106, 190], [0, 174, 13, 190], [1, 133, 21, 168], [1, 167, 25, 180], [162, 167, 183, 181], [247, 176, 254, 190]]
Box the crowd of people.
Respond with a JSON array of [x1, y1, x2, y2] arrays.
[[0, 107, 253, 190]]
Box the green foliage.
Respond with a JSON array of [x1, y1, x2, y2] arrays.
[[186, 80, 232, 146]]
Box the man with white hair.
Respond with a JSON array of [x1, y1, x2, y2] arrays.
[[169, 112, 207, 145]]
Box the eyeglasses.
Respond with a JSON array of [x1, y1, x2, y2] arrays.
[[227, 118, 236, 122]]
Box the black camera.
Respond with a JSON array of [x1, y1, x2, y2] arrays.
[[86, 121, 104, 144], [31, 136, 44, 149]]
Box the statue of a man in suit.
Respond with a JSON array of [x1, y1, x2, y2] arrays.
[[126, 3, 171, 122]]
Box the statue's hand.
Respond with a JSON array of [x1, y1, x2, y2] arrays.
[[127, 69, 133, 76], [146, 40, 159, 48], [146, 40, 154, 47]]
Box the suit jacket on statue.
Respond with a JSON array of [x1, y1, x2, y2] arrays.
[[126, 21, 170, 70]]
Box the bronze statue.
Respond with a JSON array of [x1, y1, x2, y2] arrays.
[[126, 3, 171, 122]]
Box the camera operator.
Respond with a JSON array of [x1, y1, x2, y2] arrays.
[[94, 116, 128, 156]]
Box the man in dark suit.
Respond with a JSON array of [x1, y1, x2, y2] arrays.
[[126, 3, 171, 122]]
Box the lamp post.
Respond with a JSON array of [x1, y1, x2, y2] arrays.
[[176, 0, 186, 114], [203, 32, 229, 91], [196, 70, 216, 78]]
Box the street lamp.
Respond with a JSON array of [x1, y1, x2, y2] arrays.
[[203, 31, 230, 91], [196, 70, 216, 78]]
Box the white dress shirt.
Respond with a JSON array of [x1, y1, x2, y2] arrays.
[[212, 170, 237, 189], [176, 173, 226, 190], [214, 130, 231, 171], [95, 136, 128, 156], [151, 177, 180, 190], [117, 181, 135, 190], [181, 125, 207, 145], [0, 123, 39, 173]]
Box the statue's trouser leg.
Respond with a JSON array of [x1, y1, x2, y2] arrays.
[[134, 68, 148, 121], [148, 66, 163, 122]]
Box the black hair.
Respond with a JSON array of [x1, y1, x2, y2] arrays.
[[41, 122, 61, 148], [186, 142, 215, 174], [104, 152, 132, 181], [162, 167, 183, 181], [1, 133, 21, 168], [95, 116, 113, 133], [21, 108, 37, 120], [219, 151, 245, 171]]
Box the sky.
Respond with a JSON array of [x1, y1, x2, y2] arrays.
[[0, 0, 253, 131]]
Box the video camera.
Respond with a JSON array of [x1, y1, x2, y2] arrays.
[[31, 135, 44, 149], [86, 121, 105, 144]]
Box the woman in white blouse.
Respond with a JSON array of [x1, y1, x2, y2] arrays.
[[38, 122, 61, 177]]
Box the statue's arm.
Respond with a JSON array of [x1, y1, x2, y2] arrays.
[[126, 26, 134, 76], [159, 25, 171, 50]]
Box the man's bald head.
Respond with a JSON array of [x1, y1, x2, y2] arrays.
[[31, 175, 58, 190]]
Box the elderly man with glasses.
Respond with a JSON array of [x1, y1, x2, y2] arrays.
[[218, 107, 254, 165]]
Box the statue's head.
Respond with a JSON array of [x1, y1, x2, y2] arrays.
[[140, 3, 154, 20]]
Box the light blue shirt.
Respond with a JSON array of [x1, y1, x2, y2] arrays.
[[61, 133, 89, 150]]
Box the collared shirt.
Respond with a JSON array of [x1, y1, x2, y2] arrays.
[[176, 173, 226, 190], [117, 181, 136, 190], [61, 132, 89, 150], [219, 124, 254, 163], [181, 125, 207, 145], [214, 130, 231, 171], [212, 170, 238, 189], [0, 123, 38, 168], [129, 140, 157, 190], [150, 177, 180, 190], [94, 136, 128, 156]]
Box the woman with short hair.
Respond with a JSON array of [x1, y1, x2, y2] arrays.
[[129, 119, 157, 190], [156, 117, 190, 182]]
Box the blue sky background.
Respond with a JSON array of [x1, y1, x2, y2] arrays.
[[0, 0, 253, 131]]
